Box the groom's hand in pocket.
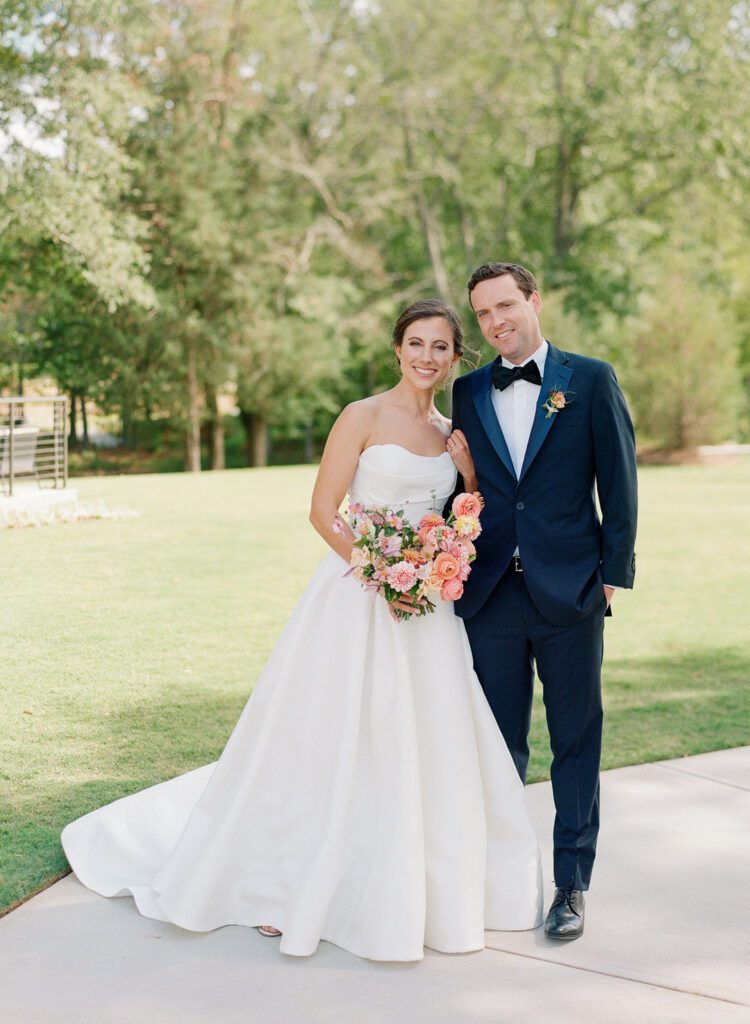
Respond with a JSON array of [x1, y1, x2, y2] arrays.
[[604, 585, 614, 609]]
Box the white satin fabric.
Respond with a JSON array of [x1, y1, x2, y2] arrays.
[[62, 444, 543, 961]]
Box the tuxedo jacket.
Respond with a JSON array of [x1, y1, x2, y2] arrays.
[[451, 342, 637, 627]]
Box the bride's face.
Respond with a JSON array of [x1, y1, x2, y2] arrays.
[[395, 317, 458, 390]]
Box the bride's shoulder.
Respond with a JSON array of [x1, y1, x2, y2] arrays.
[[337, 396, 380, 427], [329, 397, 380, 445]]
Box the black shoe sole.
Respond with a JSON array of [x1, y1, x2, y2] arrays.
[[544, 928, 583, 941]]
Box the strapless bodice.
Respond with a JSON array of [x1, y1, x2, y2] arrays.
[[349, 444, 457, 527]]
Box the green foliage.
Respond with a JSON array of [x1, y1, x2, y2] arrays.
[[626, 266, 742, 449], [0, 3, 155, 308], [2, 0, 749, 453]]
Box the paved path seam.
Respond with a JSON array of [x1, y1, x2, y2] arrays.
[[483, 944, 750, 1008], [653, 762, 750, 792]]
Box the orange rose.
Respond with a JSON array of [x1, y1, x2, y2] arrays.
[[433, 552, 461, 581]]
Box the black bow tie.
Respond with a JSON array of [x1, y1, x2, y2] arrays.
[[492, 360, 542, 391]]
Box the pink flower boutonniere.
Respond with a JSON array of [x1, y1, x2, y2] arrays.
[[542, 388, 574, 419]]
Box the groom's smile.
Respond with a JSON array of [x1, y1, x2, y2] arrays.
[[494, 326, 516, 342]]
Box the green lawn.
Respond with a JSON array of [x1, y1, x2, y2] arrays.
[[2, 461, 749, 913]]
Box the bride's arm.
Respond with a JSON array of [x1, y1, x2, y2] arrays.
[[309, 402, 371, 562]]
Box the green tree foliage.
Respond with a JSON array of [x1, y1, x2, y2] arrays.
[[626, 258, 743, 449], [1, 0, 749, 459], [0, 0, 155, 307]]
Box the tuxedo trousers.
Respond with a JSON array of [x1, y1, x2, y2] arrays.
[[463, 567, 606, 891]]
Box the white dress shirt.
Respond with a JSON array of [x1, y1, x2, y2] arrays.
[[490, 340, 547, 479], [491, 341, 546, 558]]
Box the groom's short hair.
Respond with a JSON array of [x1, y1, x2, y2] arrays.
[[467, 263, 538, 300]]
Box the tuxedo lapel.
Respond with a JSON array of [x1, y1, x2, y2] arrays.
[[469, 363, 516, 480], [518, 343, 573, 482]]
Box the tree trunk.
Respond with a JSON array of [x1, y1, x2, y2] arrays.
[[69, 390, 77, 447], [121, 402, 133, 447], [303, 419, 314, 463], [81, 396, 89, 449], [401, 111, 455, 305], [206, 387, 225, 470], [212, 415, 225, 470], [239, 409, 268, 467], [185, 342, 202, 472], [553, 131, 582, 262], [417, 192, 453, 303]]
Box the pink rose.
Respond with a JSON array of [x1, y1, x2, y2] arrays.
[[452, 492, 484, 518], [441, 577, 464, 601]]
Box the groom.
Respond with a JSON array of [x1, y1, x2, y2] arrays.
[[449, 262, 637, 940]]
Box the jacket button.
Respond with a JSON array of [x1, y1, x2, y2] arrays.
[[516, 501, 525, 511]]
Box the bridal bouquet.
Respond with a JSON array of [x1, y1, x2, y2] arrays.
[[338, 492, 483, 621]]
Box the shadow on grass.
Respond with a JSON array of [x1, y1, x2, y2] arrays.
[[527, 646, 749, 784]]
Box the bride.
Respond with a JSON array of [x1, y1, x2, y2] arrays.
[[62, 298, 543, 962]]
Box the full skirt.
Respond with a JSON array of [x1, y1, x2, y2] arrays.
[[62, 552, 543, 961]]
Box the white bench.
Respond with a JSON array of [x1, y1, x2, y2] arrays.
[[0, 425, 40, 492]]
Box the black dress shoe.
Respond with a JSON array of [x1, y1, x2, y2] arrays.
[[544, 887, 585, 940]]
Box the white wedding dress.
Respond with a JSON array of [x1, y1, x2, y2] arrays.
[[62, 444, 543, 961]]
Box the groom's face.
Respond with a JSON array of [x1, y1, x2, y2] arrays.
[[470, 275, 543, 364]]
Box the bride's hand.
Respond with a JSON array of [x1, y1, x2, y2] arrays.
[[446, 430, 477, 490]]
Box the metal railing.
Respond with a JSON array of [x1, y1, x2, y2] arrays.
[[0, 397, 68, 496]]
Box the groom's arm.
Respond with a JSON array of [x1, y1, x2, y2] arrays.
[[592, 363, 638, 589]]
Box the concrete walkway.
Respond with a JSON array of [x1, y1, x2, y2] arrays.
[[2, 748, 748, 1024]]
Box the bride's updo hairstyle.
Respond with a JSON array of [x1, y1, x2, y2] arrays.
[[392, 299, 464, 362]]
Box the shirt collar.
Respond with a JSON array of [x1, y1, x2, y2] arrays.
[[501, 339, 548, 373]]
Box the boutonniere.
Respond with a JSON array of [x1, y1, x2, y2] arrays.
[[542, 389, 574, 419]]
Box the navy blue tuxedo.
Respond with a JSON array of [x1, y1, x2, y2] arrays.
[[451, 342, 637, 891], [451, 343, 637, 626]]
